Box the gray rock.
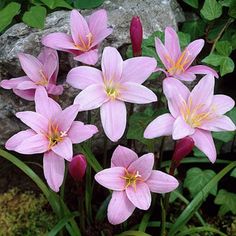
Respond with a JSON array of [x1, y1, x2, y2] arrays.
[[0, 0, 184, 147]]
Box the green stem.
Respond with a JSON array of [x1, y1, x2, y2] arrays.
[[160, 198, 167, 236], [210, 18, 234, 54], [156, 137, 166, 170]]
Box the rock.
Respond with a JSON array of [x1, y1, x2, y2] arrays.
[[0, 0, 184, 147]]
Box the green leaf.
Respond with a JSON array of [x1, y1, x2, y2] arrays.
[[48, 212, 80, 236], [117, 231, 151, 236], [228, 1, 236, 18], [40, 0, 72, 9], [230, 168, 236, 177], [182, 19, 206, 40], [127, 107, 167, 145], [0, 2, 21, 32], [169, 161, 236, 236], [178, 32, 191, 49], [184, 167, 217, 197], [22, 6, 46, 29], [202, 53, 223, 66], [213, 131, 235, 142], [216, 40, 232, 56], [219, 0, 232, 7], [200, 0, 222, 21], [227, 107, 236, 123], [183, 0, 198, 8], [214, 189, 236, 215], [142, 30, 164, 47], [231, 32, 236, 50], [74, 0, 104, 9], [220, 56, 234, 76]]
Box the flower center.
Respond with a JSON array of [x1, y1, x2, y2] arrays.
[[165, 49, 191, 75], [36, 70, 49, 86], [75, 33, 93, 52], [104, 79, 120, 99], [122, 169, 142, 190], [46, 122, 67, 150], [180, 98, 214, 128]]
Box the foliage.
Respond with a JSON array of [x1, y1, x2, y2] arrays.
[[0, 188, 56, 235], [0, 0, 105, 32]]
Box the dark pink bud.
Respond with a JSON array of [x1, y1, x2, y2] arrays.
[[69, 154, 87, 181], [172, 137, 195, 167], [130, 16, 143, 57]]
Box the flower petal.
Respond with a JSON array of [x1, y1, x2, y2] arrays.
[[111, 145, 138, 168], [163, 77, 190, 117], [200, 115, 236, 132], [146, 170, 179, 193], [126, 182, 151, 210], [173, 116, 195, 140], [95, 167, 126, 191], [74, 84, 108, 110], [119, 82, 157, 104], [184, 39, 204, 69], [155, 37, 172, 69], [212, 95, 235, 115], [55, 104, 80, 132], [101, 47, 123, 82], [42, 32, 77, 51], [174, 71, 196, 81], [5, 129, 36, 150], [186, 65, 219, 78], [18, 53, 42, 82], [144, 113, 175, 139], [43, 151, 65, 192], [67, 66, 103, 90], [108, 191, 135, 225], [73, 49, 99, 65], [100, 100, 127, 142], [165, 27, 181, 62], [91, 28, 113, 47], [35, 87, 62, 120], [51, 137, 73, 161], [16, 111, 48, 133], [16, 81, 37, 90], [67, 121, 98, 144], [191, 129, 216, 163], [121, 57, 157, 84], [0, 76, 30, 89], [189, 74, 215, 109], [70, 9, 90, 46], [128, 153, 154, 181], [13, 89, 35, 101], [15, 134, 48, 154]]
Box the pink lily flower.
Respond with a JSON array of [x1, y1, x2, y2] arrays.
[[67, 46, 157, 142], [95, 145, 179, 224], [42, 9, 112, 65], [155, 27, 218, 81], [144, 75, 236, 163], [0, 47, 63, 101], [5, 87, 98, 192]]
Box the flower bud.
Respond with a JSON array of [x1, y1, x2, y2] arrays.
[[69, 154, 87, 181], [130, 16, 143, 57], [172, 137, 195, 168]]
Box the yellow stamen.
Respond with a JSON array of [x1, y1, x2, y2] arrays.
[[36, 70, 48, 86], [75, 33, 93, 52], [165, 49, 191, 75], [121, 169, 143, 191]]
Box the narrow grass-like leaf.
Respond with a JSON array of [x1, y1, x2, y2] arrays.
[[117, 231, 151, 236], [176, 226, 227, 236], [48, 212, 80, 236], [169, 161, 236, 236], [95, 194, 111, 222]]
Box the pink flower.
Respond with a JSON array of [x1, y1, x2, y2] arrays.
[[130, 16, 143, 57], [155, 27, 218, 81], [42, 9, 112, 65], [0, 47, 63, 101], [67, 46, 157, 142], [69, 154, 87, 181], [95, 145, 179, 225], [5, 87, 98, 192], [144, 75, 236, 163]]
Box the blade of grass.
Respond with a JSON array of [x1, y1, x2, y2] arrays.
[[176, 226, 227, 236], [169, 161, 236, 236]]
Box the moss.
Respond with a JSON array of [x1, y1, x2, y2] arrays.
[[0, 188, 56, 236]]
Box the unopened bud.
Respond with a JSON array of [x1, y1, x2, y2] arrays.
[[172, 137, 195, 168], [69, 154, 87, 181], [130, 16, 143, 57]]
